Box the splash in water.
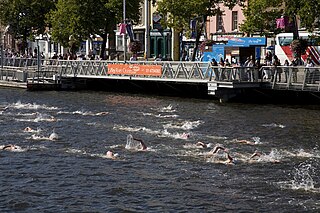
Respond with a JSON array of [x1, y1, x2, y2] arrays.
[[291, 163, 317, 191], [10, 100, 58, 110], [158, 104, 176, 113], [276, 161, 320, 193], [163, 120, 203, 130], [125, 134, 146, 150], [262, 123, 286, 128]]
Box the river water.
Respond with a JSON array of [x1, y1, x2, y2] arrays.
[[0, 88, 319, 212]]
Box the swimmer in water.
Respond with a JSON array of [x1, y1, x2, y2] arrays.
[[126, 134, 147, 151], [0, 106, 8, 112], [249, 150, 280, 163], [236, 139, 256, 145], [225, 152, 234, 164], [2, 144, 20, 151], [208, 145, 234, 164], [196, 141, 207, 148], [181, 132, 190, 139], [210, 145, 226, 154], [49, 130, 59, 140], [133, 137, 147, 150], [249, 150, 262, 159], [95, 112, 109, 116], [105, 151, 116, 159], [24, 127, 34, 132], [47, 116, 57, 122]]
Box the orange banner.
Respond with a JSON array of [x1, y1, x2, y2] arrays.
[[108, 64, 162, 76]]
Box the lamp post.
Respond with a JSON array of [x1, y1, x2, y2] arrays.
[[144, 0, 150, 60], [1, 26, 9, 74], [42, 33, 49, 59], [35, 35, 43, 73], [123, 0, 127, 62], [1, 32, 3, 82], [1, 31, 3, 70], [1, 42, 3, 70]]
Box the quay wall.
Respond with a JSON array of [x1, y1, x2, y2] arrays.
[[57, 77, 320, 104]]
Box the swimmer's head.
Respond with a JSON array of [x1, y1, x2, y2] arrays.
[[106, 151, 114, 158], [182, 133, 190, 138], [24, 127, 32, 132], [49, 132, 59, 140]]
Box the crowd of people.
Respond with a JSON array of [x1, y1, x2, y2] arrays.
[[208, 51, 317, 83]]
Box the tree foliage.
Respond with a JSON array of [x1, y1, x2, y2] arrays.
[[0, 0, 55, 52], [157, 0, 245, 61], [240, 0, 283, 36], [48, 0, 142, 58], [241, 0, 320, 36]]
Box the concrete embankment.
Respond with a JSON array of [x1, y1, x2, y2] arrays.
[[1, 77, 320, 104]]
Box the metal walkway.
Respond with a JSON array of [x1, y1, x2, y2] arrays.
[[1, 58, 320, 93]]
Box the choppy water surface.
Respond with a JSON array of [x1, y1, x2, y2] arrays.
[[0, 88, 319, 212]]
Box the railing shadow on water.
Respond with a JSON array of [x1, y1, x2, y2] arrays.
[[0, 57, 320, 92]]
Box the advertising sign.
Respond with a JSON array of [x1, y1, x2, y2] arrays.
[[226, 37, 266, 47], [108, 64, 162, 76], [202, 46, 225, 62]]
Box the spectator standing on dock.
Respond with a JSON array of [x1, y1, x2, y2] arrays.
[[265, 51, 273, 65], [225, 58, 231, 67], [272, 55, 281, 82], [181, 50, 188, 61], [305, 58, 314, 67], [244, 57, 254, 81], [305, 58, 315, 83], [218, 58, 226, 80], [130, 54, 137, 61], [219, 58, 225, 67], [211, 58, 218, 66], [263, 52, 273, 81], [283, 59, 290, 83], [211, 58, 219, 80], [290, 57, 302, 82]]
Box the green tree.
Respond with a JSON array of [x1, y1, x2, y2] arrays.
[[0, 0, 56, 53], [241, 0, 320, 60], [48, 0, 142, 59], [240, 0, 283, 37], [157, 0, 245, 61], [241, 0, 320, 37]]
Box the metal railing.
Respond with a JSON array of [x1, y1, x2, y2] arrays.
[[260, 66, 320, 91], [0, 58, 320, 92]]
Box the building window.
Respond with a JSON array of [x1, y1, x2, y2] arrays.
[[232, 11, 238, 31], [216, 15, 223, 32]]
